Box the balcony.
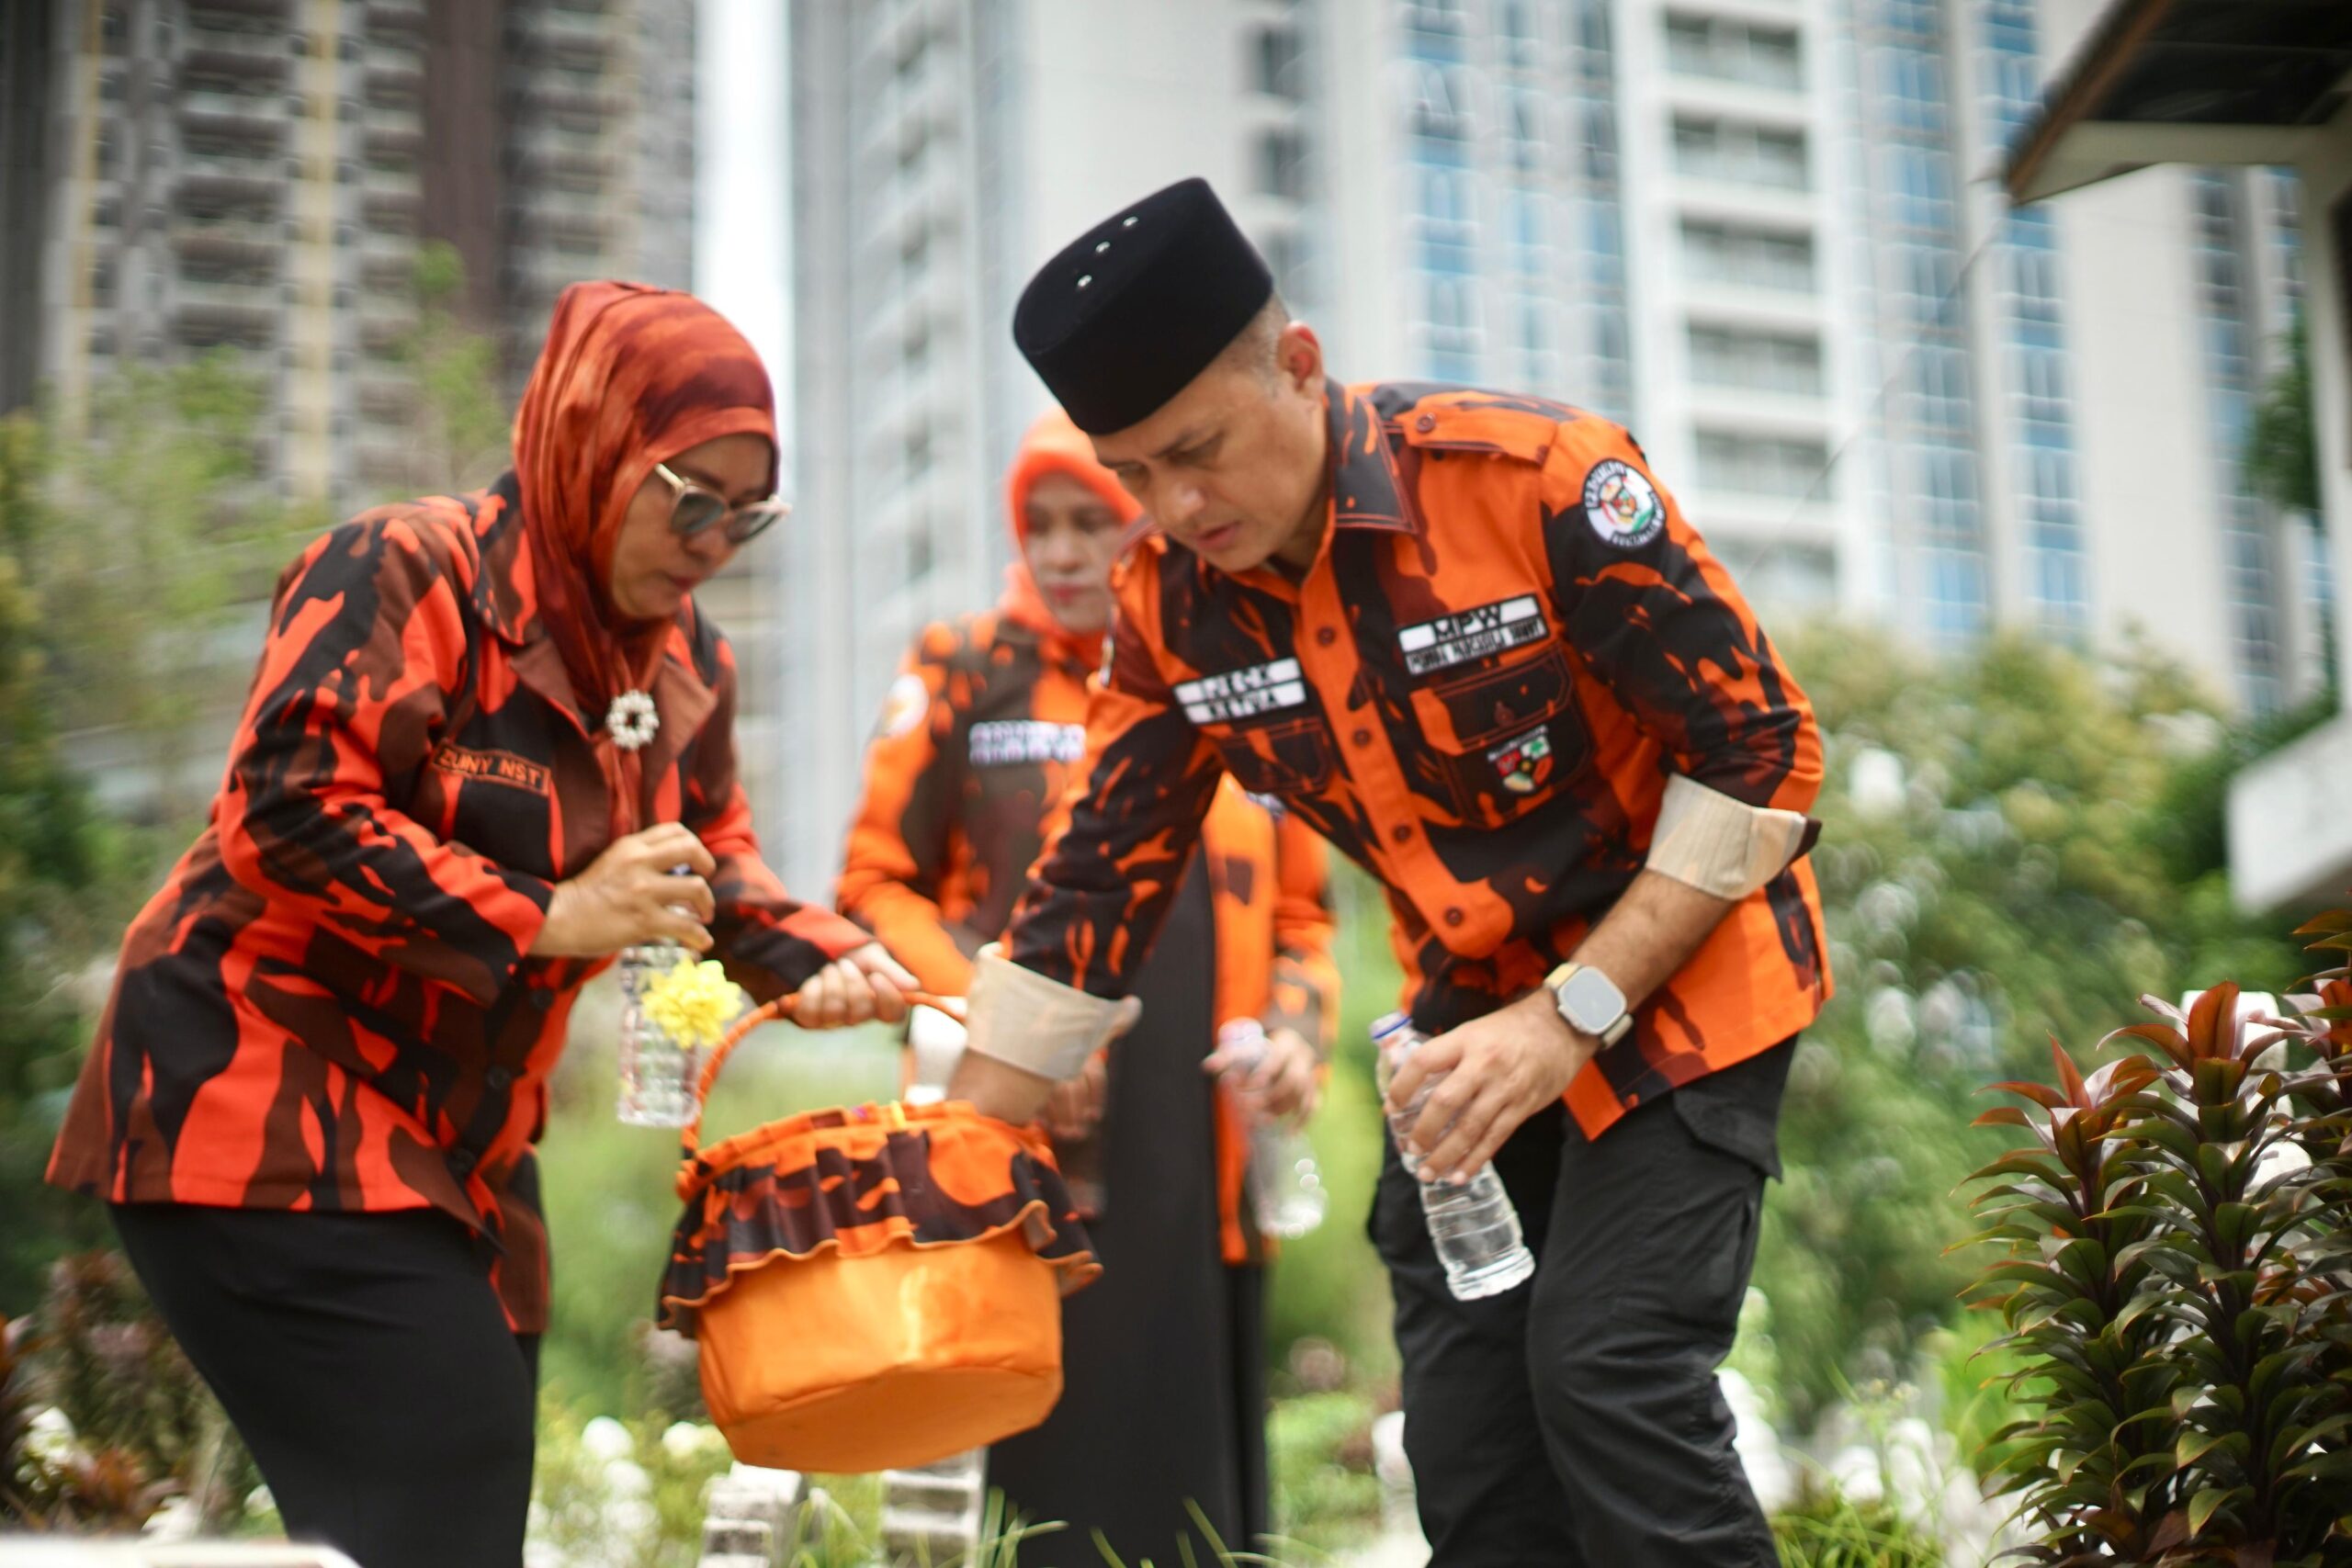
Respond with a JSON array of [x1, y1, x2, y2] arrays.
[[172, 217, 281, 265], [178, 43, 288, 90]]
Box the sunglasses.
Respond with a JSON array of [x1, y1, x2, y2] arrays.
[[651, 460, 791, 544]]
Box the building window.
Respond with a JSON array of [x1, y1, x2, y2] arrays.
[[1688, 323, 1823, 397], [1506, 90, 1544, 172], [1508, 191, 1547, 275], [1401, 0, 1469, 37], [1664, 13, 1802, 92], [1498, 0, 1540, 64], [1672, 115, 1807, 191], [1580, 102, 1615, 182], [1419, 272, 1483, 380], [1680, 219, 1815, 292], [1880, 48, 1945, 135], [1694, 430, 1829, 499], [1406, 61, 1476, 145], [1257, 127, 1307, 201], [1254, 26, 1306, 101]]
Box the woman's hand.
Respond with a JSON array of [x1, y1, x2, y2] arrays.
[[1204, 1025, 1321, 1129], [788, 942, 918, 1029], [530, 823, 718, 958]]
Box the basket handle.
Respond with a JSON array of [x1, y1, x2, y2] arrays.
[[680, 990, 960, 1158]]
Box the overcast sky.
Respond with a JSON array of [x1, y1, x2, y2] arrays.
[[694, 0, 795, 482]]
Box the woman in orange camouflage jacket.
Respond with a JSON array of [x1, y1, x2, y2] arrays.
[[45, 281, 913, 1568], [837, 411, 1338, 1562]]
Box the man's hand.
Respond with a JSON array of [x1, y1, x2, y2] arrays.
[[1204, 1026, 1320, 1129], [789, 942, 917, 1029], [531, 823, 717, 958], [1384, 990, 1595, 1184]]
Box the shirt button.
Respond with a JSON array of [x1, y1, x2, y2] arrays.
[[1443, 908, 1464, 927], [1415, 413, 1436, 433], [448, 1149, 478, 1175], [485, 1066, 514, 1091], [1391, 824, 1412, 844], [1351, 728, 1372, 748], [1316, 626, 1337, 647]]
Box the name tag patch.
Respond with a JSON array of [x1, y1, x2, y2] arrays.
[[968, 720, 1086, 768], [1176, 660, 1308, 725], [1397, 597, 1547, 675], [432, 745, 552, 796]]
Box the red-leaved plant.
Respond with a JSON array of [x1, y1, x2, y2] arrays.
[[1968, 909, 2352, 1565]]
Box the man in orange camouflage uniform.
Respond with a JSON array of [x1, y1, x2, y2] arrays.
[[949, 180, 1831, 1565]]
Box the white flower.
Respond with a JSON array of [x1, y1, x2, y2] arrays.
[[25, 1406, 79, 1466], [581, 1415, 634, 1463], [143, 1495, 201, 1540], [662, 1420, 725, 1461], [605, 689, 659, 751]]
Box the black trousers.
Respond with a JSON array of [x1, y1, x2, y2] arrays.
[[1370, 1043, 1792, 1567], [110, 1202, 538, 1568]]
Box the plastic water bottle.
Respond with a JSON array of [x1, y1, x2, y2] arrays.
[[1216, 1019, 1329, 1239], [616, 936, 695, 1125], [904, 1004, 968, 1106], [1372, 1011, 1536, 1300], [616, 865, 701, 1126], [879, 1448, 984, 1559]]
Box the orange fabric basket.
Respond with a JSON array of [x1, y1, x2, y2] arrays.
[[657, 994, 1098, 1473]]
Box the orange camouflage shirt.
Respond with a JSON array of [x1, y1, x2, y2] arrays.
[[1007, 381, 1831, 1139], [838, 605, 1337, 1259], [47, 478, 867, 1328]]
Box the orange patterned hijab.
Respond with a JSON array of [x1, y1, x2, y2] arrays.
[[997, 407, 1140, 665], [511, 281, 778, 717]]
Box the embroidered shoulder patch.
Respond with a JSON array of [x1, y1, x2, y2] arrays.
[[1582, 458, 1664, 549], [875, 671, 929, 739]]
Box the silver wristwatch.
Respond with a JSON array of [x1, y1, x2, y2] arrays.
[[1547, 962, 1633, 1046]]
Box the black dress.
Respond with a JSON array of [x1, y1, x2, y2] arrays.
[[986, 852, 1269, 1563]]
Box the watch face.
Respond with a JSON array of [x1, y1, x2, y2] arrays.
[[1559, 966, 1627, 1032]]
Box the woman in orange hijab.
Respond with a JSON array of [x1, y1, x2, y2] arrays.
[[46, 282, 911, 1568]]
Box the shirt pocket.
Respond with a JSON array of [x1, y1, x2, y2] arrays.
[[1406, 643, 1589, 828], [1203, 716, 1336, 799]]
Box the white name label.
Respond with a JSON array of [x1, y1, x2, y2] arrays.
[[967, 720, 1087, 768], [1396, 596, 1547, 675], [1175, 659, 1309, 725]]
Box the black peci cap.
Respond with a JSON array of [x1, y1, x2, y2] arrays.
[[1012, 177, 1274, 435]]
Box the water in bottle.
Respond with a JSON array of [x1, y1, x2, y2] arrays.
[[1372, 1010, 1536, 1300], [616, 937, 695, 1126], [1215, 1019, 1329, 1239]]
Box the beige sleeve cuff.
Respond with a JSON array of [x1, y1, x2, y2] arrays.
[[962, 944, 1143, 1081], [1645, 775, 1814, 900]]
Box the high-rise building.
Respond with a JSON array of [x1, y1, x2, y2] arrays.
[[777, 0, 1315, 896], [0, 0, 698, 818], [1317, 0, 2319, 712], [0, 0, 696, 515], [770, 0, 2326, 886]]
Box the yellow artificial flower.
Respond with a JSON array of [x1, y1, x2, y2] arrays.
[[640, 956, 744, 1050]]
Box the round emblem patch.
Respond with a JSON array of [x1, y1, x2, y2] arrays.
[[1581, 458, 1664, 549], [875, 671, 929, 739]]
